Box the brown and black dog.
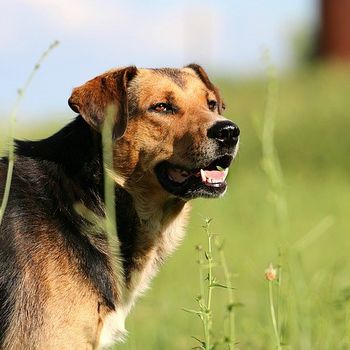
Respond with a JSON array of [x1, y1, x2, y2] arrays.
[[0, 64, 239, 349]]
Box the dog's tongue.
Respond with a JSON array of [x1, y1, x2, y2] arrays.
[[168, 167, 229, 184], [200, 168, 228, 184]]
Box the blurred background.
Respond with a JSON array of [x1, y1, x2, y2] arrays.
[[0, 0, 317, 117], [1, 0, 350, 348]]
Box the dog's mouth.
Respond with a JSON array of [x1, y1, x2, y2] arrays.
[[155, 154, 234, 199]]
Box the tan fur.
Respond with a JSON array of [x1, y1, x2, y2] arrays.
[[0, 65, 236, 349], [3, 227, 100, 349], [88, 68, 227, 346], [90, 68, 226, 345]]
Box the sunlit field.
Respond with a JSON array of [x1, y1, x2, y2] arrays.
[[1, 64, 350, 349]]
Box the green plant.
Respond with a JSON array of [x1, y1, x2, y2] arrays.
[[184, 218, 238, 350], [259, 53, 335, 348], [0, 40, 59, 226]]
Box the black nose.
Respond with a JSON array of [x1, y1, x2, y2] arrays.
[[207, 120, 240, 148]]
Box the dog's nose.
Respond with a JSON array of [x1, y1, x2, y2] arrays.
[[207, 120, 240, 148]]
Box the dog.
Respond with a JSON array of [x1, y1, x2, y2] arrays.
[[0, 64, 239, 349]]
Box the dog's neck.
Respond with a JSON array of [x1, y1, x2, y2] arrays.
[[15, 116, 189, 308], [115, 185, 188, 304]]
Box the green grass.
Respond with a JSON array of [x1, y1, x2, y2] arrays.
[[1, 64, 350, 349], [0, 41, 59, 226]]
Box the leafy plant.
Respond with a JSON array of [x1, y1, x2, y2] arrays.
[[184, 218, 239, 349]]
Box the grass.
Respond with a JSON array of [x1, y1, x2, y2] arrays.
[[117, 64, 350, 349], [0, 41, 59, 226], [1, 63, 350, 349]]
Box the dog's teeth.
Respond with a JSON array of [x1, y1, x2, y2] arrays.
[[200, 168, 229, 185], [224, 168, 229, 179], [200, 169, 206, 182]]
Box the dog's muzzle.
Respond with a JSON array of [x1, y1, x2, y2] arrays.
[[154, 120, 240, 200]]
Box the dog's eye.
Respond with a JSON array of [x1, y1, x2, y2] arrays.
[[150, 103, 174, 114], [208, 100, 217, 111]]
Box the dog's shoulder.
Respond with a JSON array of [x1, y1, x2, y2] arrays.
[[0, 119, 119, 346]]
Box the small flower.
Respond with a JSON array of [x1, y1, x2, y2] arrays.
[[265, 263, 277, 281]]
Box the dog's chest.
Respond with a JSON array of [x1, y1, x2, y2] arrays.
[[98, 207, 189, 348], [125, 212, 188, 307], [98, 249, 162, 349], [125, 201, 189, 301]]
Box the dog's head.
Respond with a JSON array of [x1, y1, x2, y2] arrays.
[[68, 65, 239, 200]]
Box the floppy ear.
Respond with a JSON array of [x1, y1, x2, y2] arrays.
[[185, 64, 216, 90], [68, 66, 138, 139], [185, 63, 223, 114]]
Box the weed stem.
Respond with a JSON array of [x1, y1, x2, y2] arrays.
[[205, 220, 213, 349], [0, 40, 59, 226], [269, 281, 282, 350], [218, 244, 236, 349]]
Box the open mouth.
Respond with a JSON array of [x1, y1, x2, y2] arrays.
[[155, 154, 233, 199]]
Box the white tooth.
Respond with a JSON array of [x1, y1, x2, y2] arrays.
[[224, 168, 229, 179], [200, 169, 206, 182]]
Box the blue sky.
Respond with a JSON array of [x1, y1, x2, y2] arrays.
[[0, 0, 317, 120]]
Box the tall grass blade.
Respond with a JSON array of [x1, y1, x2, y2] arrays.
[[0, 40, 59, 226]]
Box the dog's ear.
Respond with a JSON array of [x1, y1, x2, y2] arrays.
[[184, 63, 223, 113], [68, 66, 138, 139], [185, 64, 216, 91]]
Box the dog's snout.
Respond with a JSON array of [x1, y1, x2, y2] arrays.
[[207, 120, 240, 148]]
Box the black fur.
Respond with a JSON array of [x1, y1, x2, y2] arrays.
[[0, 116, 139, 344]]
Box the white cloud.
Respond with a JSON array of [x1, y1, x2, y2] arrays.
[[0, 0, 228, 71], [13, 1, 186, 60], [21, 0, 129, 31]]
